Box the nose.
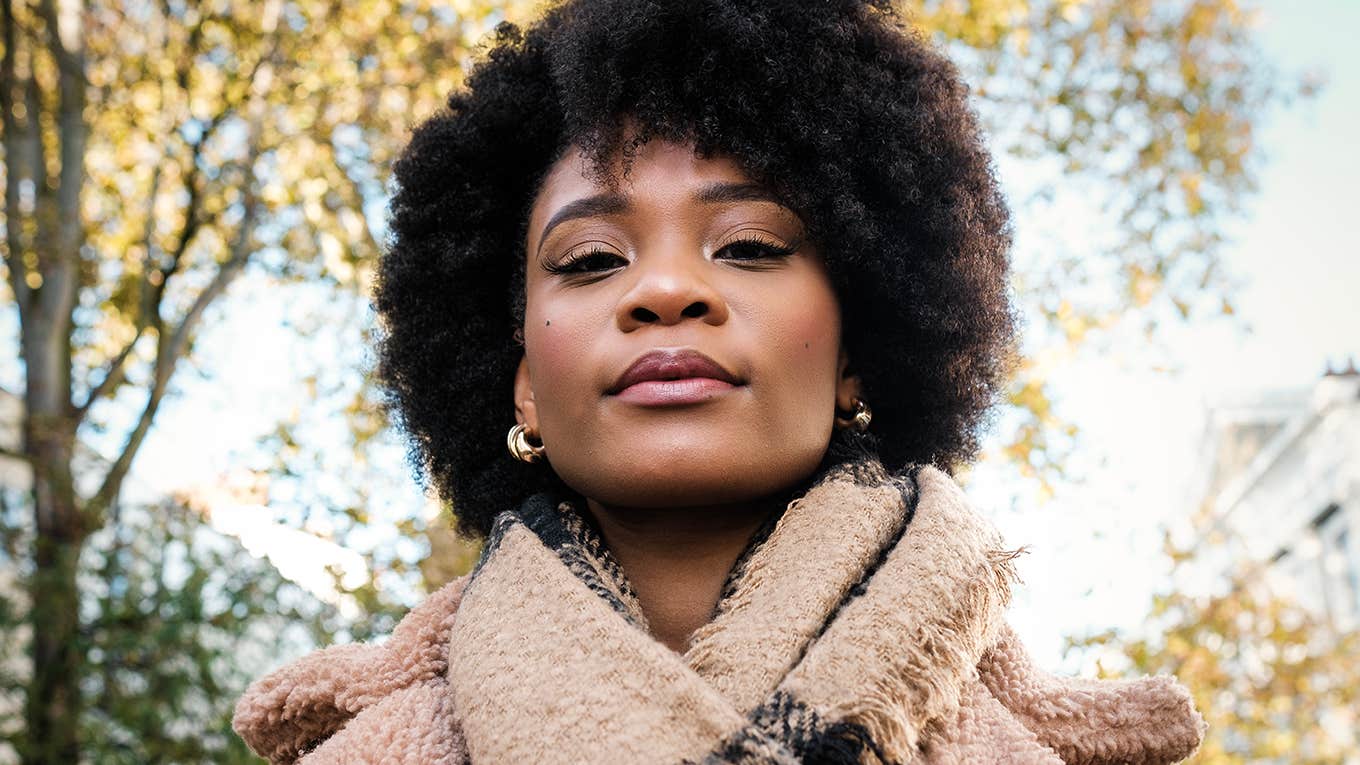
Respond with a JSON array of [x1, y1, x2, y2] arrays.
[[615, 248, 730, 332]]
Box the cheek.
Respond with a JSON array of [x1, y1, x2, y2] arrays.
[[728, 272, 842, 442], [793, 290, 842, 362], [522, 294, 601, 419], [757, 281, 842, 385]]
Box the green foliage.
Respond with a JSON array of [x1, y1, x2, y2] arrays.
[[0, 490, 338, 764]]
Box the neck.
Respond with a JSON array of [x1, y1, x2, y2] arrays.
[[584, 493, 789, 653]]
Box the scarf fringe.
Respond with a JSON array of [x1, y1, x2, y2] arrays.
[[840, 544, 1027, 763]]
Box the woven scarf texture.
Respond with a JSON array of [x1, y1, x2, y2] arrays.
[[232, 455, 1206, 764]]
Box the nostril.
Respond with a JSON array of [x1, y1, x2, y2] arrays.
[[628, 301, 709, 325]]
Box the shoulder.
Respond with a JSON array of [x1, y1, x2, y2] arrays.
[[232, 575, 471, 764], [974, 622, 1207, 764]]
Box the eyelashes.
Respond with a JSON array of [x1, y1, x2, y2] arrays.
[[717, 235, 799, 264], [542, 234, 799, 278], [541, 247, 626, 276]]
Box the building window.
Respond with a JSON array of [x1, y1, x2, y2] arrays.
[[1314, 504, 1358, 628]]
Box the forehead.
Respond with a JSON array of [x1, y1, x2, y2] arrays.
[[527, 140, 759, 231]]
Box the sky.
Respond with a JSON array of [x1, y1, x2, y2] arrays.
[[4, 0, 1355, 671]]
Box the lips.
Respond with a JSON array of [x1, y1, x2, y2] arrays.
[[607, 348, 743, 396]]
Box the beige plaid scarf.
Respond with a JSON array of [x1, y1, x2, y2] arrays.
[[233, 456, 1206, 764]]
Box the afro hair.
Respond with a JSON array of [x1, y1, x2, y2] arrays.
[[373, 0, 1020, 539]]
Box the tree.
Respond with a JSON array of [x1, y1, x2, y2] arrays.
[[0, 0, 538, 761], [1066, 529, 1360, 763], [908, 0, 1319, 494], [0, 0, 1312, 762], [0, 493, 335, 764]]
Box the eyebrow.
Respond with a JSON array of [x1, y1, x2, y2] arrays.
[[535, 181, 787, 257]]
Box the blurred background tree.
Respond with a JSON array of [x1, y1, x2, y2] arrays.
[[0, 0, 1323, 762], [914, 0, 1321, 494], [1, 492, 338, 764], [1066, 525, 1360, 763], [1, 0, 532, 760]]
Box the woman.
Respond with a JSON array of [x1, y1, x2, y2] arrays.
[[233, 0, 1207, 762]]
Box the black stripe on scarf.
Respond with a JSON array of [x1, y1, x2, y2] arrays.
[[688, 689, 896, 765]]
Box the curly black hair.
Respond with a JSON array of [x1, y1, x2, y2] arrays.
[[373, 0, 1020, 539]]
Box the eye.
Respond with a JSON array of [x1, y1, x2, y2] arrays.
[[543, 246, 628, 276], [715, 235, 798, 262]]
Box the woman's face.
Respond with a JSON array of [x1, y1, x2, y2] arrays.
[[515, 138, 860, 509]]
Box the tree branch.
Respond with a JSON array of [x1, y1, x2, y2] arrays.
[[175, 183, 260, 354], [71, 327, 145, 420], [1, 0, 34, 319], [35, 0, 87, 267], [84, 1, 282, 521], [86, 152, 262, 521], [72, 8, 249, 423], [25, 0, 86, 426]]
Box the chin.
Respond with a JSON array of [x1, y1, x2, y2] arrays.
[[555, 440, 826, 510]]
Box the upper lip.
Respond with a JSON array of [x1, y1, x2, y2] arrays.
[[607, 348, 744, 395]]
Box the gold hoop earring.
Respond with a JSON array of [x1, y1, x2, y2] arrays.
[[506, 423, 547, 463], [834, 397, 872, 433]]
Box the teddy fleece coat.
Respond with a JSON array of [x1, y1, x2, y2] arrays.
[[232, 457, 1207, 764]]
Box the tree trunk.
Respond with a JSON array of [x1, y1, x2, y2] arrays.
[[24, 532, 84, 765], [14, 0, 90, 759], [23, 407, 85, 764]]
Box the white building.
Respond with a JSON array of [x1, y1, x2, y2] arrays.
[[1186, 359, 1360, 633]]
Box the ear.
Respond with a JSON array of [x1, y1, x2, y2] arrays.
[[834, 346, 862, 413], [513, 355, 540, 434]]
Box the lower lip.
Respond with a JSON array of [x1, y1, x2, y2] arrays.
[[612, 377, 740, 405]]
